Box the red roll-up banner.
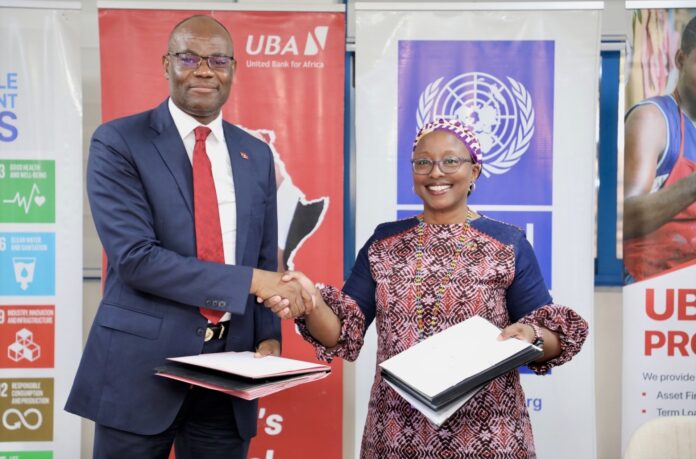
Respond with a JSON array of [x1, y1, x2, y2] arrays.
[[98, 9, 344, 458]]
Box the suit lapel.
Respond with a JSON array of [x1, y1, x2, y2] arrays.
[[150, 101, 253, 265], [150, 101, 194, 217], [224, 123, 252, 265]]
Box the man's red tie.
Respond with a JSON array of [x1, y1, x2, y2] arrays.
[[193, 126, 225, 324]]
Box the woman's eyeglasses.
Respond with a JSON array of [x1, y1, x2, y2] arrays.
[[411, 156, 472, 175]]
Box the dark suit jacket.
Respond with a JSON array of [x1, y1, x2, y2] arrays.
[[65, 99, 280, 438]]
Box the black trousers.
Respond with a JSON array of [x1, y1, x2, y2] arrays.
[[93, 338, 249, 459]]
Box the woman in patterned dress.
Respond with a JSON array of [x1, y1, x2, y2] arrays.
[[265, 119, 589, 458]]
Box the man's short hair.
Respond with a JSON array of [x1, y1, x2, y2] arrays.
[[168, 15, 232, 49], [681, 16, 696, 54]]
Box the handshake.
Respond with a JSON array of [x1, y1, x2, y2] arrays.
[[251, 269, 317, 319]]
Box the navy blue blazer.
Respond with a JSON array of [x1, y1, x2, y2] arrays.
[[65, 100, 281, 438]]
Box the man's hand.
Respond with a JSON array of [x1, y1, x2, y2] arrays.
[[254, 339, 281, 358], [262, 272, 341, 348], [282, 271, 317, 296], [251, 269, 313, 318], [260, 271, 317, 319]]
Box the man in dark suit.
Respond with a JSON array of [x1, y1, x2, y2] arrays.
[[65, 15, 311, 458]]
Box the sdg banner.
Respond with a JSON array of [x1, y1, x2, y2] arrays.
[[0, 4, 82, 459], [622, 7, 696, 452], [355, 4, 599, 459], [98, 6, 345, 458]]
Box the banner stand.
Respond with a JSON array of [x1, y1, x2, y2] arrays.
[[354, 3, 600, 458], [0, 5, 82, 459]]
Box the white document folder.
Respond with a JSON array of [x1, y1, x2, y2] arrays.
[[379, 315, 542, 418]]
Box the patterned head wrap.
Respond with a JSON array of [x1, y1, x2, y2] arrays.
[[412, 118, 482, 164]]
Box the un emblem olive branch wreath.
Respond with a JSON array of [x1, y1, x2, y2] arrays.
[[416, 76, 443, 129], [415, 74, 535, 178], [484, 77, 535, 176]]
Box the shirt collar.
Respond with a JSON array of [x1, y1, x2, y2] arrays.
[[168, 98, 224, 142]]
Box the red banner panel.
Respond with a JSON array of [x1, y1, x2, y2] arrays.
[[99, 9, 345, 458]]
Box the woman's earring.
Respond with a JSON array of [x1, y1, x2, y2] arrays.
[[469, 182, 476, 192]]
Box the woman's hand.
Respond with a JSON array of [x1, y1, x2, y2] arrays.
[[258, 271, 317, 319], [497, 322, 535, 343], [282, 271, 318, 300], [498, 322, 561, 363], [260, 272, 341, 348]]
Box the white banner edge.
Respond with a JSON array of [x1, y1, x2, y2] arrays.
[[0, 1, 81, 9], [626, 1, 696, 8], [97, 1, 346, 12], [355, 2, 605, 11]]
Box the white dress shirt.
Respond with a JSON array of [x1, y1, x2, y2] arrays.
[[169, 98, 235, 322]]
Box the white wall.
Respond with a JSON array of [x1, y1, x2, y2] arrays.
[[594, 287, 624, 459]]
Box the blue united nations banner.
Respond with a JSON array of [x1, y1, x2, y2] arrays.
[[355, 4, 601, 459], [397, 40, 554, 287]]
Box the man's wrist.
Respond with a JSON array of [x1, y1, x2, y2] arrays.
[[249, 269, 260, 294], [250, 268, 269, 294]]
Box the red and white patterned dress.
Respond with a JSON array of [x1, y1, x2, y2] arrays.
[[297, 216, 588, 458]]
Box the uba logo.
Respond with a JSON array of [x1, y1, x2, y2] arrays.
[[245, 26, 329, 56]]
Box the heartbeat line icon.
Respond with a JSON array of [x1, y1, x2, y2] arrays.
[[2, 183, 46, 214]]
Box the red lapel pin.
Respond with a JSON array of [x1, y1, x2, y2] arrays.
[[240, 152, 249, 160]]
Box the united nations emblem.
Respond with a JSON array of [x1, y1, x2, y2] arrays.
[[416, 72, 535, 177]]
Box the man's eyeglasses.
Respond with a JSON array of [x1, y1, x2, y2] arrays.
[[167, 52, 235, 71], [411, 156, 472, 175]]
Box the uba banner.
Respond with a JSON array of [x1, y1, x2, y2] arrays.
[[622, 265, 696, 451], [622, 7, 696, 452], [98, 8, 344, 458]]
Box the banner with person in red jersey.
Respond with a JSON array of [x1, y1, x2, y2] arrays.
[[98, 7, 345, 458], [622, 7, 696, 454]]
